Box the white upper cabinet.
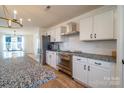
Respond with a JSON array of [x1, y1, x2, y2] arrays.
[[80, 16, 93, 40], [46, 30, 55, 42], [50, 30, 56, 42], [47, 27, 66, 42], [46, 30, 51, 36], [80, 10, 115, 41], [93, 10, 114, 40], [55, 27, 63, 42]]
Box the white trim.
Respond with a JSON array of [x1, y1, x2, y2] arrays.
[[116, 6, 124, 88]]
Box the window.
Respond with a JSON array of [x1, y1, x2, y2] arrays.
[[3, 35, 24, 51]]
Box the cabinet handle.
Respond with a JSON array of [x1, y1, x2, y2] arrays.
[[84, 65, 86, 70], [88, 66, 90, 71], [94, 33, 96, 38], [90, 34, 93, 39], [95, 62, 102, 65], [122, 59, 124, 64], [77, 58, 81, 60]]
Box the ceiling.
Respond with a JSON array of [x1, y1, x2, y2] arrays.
[[0, 5, 102, 28]]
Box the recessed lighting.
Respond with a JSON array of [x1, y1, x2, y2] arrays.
[[19, 18, 23, 24], [27, 18, 31, 22], [44, 5, 51, 11], [13, 10, 17, 19], [13, 10, 17, 14]]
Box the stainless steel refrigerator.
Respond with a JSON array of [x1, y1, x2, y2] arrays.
[[40, 35, 50, 65]]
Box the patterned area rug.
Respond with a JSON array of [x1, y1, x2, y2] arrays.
[[0, 56, 56, 88]]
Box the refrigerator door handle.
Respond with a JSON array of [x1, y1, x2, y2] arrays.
[[122, 59, 124, 64]]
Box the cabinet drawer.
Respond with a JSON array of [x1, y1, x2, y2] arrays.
[[88, 59, 112, 69], [46, 51, 49, 53], [46, 50, 53, 53], [73, 56, 87, 62]]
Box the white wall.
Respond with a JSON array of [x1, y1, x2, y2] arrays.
[[0, 27, 41, 54], [32, 27, 46, 55], [0, 27, 37, 35], [116, 6, 124, 87], [33, 28, 40, 55], [24, 35, 34, 53], [39, 28, 46, 50], [0, 34, 3, 53]]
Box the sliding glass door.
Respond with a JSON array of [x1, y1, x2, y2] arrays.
[[3, 35, 24, 51]]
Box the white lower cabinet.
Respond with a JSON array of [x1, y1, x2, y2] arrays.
[[46, 51, 59, 70], [46, 51, 51, 65], [73, 56, 115, 88], [73, 56, 88, 84], [88, 64, 111, 88]]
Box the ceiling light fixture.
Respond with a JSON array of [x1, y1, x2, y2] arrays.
[[27, 18, 31, 22], [0, 5, 23, 28]]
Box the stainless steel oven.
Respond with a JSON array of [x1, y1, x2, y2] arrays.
[[58, 52, 72, 76]]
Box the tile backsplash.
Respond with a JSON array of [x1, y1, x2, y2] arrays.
[[59, 34, 117, 56]]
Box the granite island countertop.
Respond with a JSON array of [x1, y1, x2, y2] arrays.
[[46, 50, 116, 63]]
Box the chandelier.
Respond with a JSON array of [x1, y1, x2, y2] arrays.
[[0, 5, 23, 28]]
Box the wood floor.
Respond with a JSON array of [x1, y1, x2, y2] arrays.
[[41, 65, 85, 88]]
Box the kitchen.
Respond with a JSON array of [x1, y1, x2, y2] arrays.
[[0, 5, 124, 88], [41, 5, 119, 88]]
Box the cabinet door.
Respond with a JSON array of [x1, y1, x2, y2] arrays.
[[50, 30, 55, 42], [46, 52, 51, 65], [46, 52, 49, 64], [73, 61, 81, 81], [93, 10, 114, 40], [88, 65, 111, 88], [55, 27, 63, 42], [55, 52, 60, 69], [46, 30, 51, 36], [80, 16, 93, 41], [49, 52, 54, 68], [48, 52, 57, 69], [55, 28, 61, 42], [52, 52, 57, 69], [46, 51, 58, 70], [73, 57, 88, 84]]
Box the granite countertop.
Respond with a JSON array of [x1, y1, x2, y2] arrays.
[[46, 50, 116, 63], [74, 52, 116, 63]]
